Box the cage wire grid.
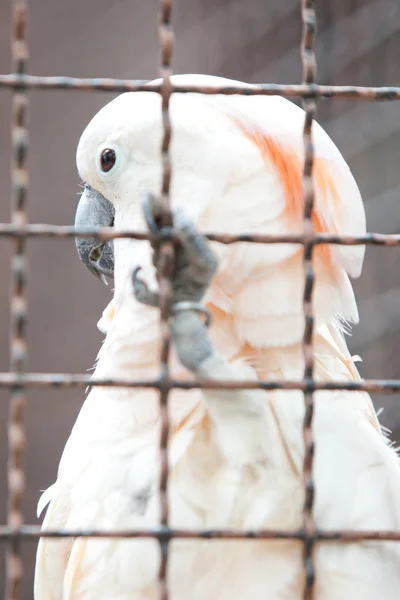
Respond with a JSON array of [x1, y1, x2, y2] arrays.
[[2, 0, 400, 599]]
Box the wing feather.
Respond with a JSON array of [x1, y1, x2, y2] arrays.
[[34, 484, 72, 600]]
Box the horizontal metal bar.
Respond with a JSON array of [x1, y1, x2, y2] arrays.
[[0, 525, 399, 542], [0, 74, 400, 100], [0, 224, 399, 246], [0, 224, 148, 241], [0, 75, 160, 93], [0, 373, 400, 393]]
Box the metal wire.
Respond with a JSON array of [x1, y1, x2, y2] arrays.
[[0, 526, 400, 542], [1, 0, 400, 599], [1, 75, 400, 100], [157, 1, 174, 598], [300, 1, 317, 597], [1, 225, 400, 247], [5, 2, 29, 600], [1, 373, 400, 392]]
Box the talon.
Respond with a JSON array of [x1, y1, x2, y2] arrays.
[[141, 192, 168, 234], [132, 266, 143, 284], [132, 266, 160, 307], [132, 266, 148, 297]]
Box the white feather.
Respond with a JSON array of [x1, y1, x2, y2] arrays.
[[36, 484, 56, 519]]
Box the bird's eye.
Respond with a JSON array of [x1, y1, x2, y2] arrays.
[[100, 148, 116, 173]]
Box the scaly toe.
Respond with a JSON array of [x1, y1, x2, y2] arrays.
[[132, 267, 160, 307]]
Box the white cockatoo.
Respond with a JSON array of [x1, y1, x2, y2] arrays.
[[34, 75, 400, 600]]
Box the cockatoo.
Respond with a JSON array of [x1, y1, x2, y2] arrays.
[[35, 75, 400, 600]]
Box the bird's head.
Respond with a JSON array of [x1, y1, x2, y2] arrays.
[[75, 91, 165, 283]]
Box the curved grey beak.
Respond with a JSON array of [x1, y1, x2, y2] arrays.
[[75, 185, 115, 284]]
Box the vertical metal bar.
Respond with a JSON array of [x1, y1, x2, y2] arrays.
[[300, 1, 317, 599], [5, 2, 29, 600], [157, 1, 174, 600]]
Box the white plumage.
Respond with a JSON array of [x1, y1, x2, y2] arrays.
[[35, 75, 400, 600]]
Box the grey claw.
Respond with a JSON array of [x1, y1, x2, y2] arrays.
[[141, 192, 165, 235], [132, 267, 160, 307], [174, 218, 218, 279], [136, 194, 218, 307]]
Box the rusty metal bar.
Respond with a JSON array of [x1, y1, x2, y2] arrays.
[[0, 373, 400, 393], [1, 74, 400, 100], [0, 525, 399, 542], [6, 2, 29, 600], [301, 1, 317, 598], [157, 1, 175, 599], [0, 225, 400, 247]]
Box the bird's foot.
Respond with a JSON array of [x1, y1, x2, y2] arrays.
[[132, 192, 218, 310], [132, 193, 218, 373]]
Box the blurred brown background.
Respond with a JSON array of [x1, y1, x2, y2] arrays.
[[0, 0, 400, 596]]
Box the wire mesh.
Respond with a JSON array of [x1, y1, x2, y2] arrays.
[[1, 0, 400, 599]]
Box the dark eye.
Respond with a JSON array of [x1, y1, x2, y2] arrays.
[[100, 148, 116, 172]]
